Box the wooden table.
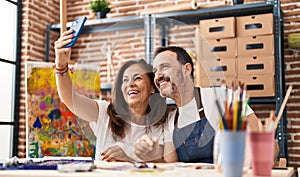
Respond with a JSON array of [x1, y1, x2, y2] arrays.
[[0, 162, 294, 177]]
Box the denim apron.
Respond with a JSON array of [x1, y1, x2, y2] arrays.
[[172, 88, 215, 163]]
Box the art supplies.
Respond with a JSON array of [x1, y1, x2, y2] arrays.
[[259, 85, 292, 133], [213, 82, 249, 177], [2, 156, 93, 171], [273, 85, 293, 131], [249, 131, 275, 176], [214, 83, 293, 133], [246, 85, 292, 177], [214, 82, 248, 131], [219, 131, 246, 177]]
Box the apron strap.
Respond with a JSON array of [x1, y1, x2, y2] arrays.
[[174, 87, 206, 126]]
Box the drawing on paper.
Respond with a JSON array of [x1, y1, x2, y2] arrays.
[[26, 62, 100, 158]]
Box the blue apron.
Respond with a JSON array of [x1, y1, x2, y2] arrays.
[[173, 115, 215, 163], [172, 88, 215, 163]]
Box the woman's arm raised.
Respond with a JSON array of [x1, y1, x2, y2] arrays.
[[54, 29, 98, 122]]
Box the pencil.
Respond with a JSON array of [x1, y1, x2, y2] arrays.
[[233, 95, 238, 131], [215, 99, 227, 130], [219, 116, 224, 130], [213, 86, 228, 130]]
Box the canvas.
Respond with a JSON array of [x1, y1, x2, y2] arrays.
[[25, 61, 100, 158]]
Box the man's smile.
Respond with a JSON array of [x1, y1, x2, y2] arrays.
[[156, 76, 170, 88]]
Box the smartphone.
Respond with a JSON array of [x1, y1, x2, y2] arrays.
[[64, 16, 87, 48]]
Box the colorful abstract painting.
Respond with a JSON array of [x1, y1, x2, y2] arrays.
[[25, 62, 100, 158]]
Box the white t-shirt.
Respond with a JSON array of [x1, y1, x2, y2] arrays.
[[89, 100, 172, 161]]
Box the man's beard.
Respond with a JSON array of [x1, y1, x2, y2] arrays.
[[159, 81, 178, 99]]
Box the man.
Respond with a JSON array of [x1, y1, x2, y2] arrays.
[[134, 46, 263, 163]]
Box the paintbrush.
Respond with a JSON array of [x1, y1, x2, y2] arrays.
[[272, 85, 293, 131], [268, 111, 276, 131]]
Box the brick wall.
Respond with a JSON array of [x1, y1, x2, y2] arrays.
[[19, 0, 300, 172], [281, 0, 300, 170], [19, 0, 60, 158]]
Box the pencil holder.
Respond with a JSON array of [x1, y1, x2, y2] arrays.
[[249, 131, 275, 176], [220, 131, 246, 177]]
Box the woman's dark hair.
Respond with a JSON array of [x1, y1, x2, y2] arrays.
[[107, 59, 168, 140], [154, 46, 194, 80]]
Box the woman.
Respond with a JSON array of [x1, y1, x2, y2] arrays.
[[54, 29, 177, 162]]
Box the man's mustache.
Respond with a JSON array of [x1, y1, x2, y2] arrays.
[[157, 76, 170, 83]]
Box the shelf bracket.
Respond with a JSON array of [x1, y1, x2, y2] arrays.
[[144, 14, 156, 64]]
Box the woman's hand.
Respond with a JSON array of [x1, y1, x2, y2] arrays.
[[101, 145, 133, 162], [54, 29, 74, 69], [134, 135, 163, 162]]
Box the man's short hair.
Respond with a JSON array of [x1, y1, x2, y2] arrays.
[[154, 46, 194, 80]]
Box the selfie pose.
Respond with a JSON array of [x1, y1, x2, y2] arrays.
[[54, 29, 177, 162]]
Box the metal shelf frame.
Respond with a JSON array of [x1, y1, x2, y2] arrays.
[[45, 0, 287, 159], [46, 15, 146, 62]]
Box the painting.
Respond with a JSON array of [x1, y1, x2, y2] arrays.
[[25, 62, 100, 158]]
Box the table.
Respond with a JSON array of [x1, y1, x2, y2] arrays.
[[0, 162, 294, 177]]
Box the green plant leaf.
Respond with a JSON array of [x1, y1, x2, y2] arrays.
[[90, 0, 111, 13]]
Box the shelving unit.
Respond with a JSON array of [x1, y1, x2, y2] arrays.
[[45, 0, 287, 159]]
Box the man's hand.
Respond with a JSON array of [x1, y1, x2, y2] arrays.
[[134, 135, 163, 162]]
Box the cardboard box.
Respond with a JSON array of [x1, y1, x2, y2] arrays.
[[236, 13, 273, 37], [199, 76, 236, 88], [201, 38, 237, 59], [194, 55, 236, 88], [237, 55, 274, 75], [199, 58, 236, 77], [237, 35, 274, 57], [199, 17, 235, 39], [238, 75, 275, 97]]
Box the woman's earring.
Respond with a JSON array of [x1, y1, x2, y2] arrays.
[[151, 89, 155, 94]]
